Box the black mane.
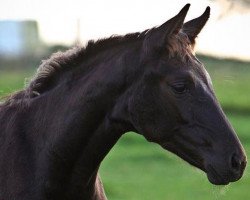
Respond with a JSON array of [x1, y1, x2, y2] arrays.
[[2, 30, 148, 106]]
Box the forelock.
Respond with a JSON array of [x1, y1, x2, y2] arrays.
[[166, 30, 194, 61]]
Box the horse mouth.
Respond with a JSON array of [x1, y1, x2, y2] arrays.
[[206, 164, 230, 185], [171, 151, 239, 185], [161, 143, 246, 185]]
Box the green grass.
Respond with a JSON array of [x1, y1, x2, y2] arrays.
[[0, 69, 34, 97], [0, 55, 250, 199]]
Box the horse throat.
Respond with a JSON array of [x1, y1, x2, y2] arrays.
[[64, 117, 127, 199], [40, 90, 132, 200]]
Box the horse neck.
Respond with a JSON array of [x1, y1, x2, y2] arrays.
[[65, 117, 127, 198], [33, 43, 139, 199]]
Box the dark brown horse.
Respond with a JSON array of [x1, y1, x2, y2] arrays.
[[0, 4, 247, 200]]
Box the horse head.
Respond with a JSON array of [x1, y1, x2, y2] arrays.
[[128, 4, 247, 185]]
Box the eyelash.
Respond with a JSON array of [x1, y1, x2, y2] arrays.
[[170, 83, 189, 94]]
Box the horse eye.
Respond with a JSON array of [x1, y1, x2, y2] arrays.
[[171, 84, 188, 94]]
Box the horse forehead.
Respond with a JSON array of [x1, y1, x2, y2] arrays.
[[166, 57, 212, 87], [162, 55, 200, 72]]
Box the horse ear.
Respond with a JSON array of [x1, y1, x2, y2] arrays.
[[183, 6, 210, 45], [142, 4, 190, 58]]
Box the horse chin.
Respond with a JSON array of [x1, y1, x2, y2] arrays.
[[206, 172, 230, 185]]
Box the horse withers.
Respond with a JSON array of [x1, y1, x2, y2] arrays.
[[0, 4, 246, 200]]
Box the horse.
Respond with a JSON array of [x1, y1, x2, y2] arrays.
[[0, 4, 247, 200]]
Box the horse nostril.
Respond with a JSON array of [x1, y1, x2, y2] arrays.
[[231, 154, 241, 172], [230, 153, 246, 175]]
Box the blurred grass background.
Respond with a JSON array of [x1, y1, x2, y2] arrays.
[[0, 54, 250, 199]]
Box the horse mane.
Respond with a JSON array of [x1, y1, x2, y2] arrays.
[[1, 28, 192, 107], [1, 31, 148, 106]]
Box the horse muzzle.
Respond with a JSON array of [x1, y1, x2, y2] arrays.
[[205, 152, 247, 185]]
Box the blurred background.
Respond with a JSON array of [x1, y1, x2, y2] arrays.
[[0, 0, 250, 199]]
